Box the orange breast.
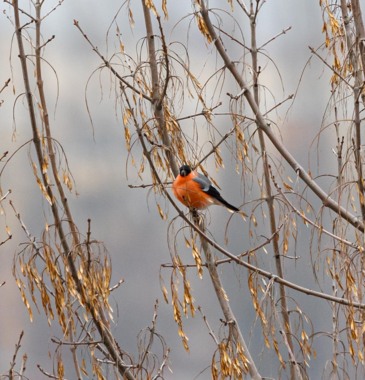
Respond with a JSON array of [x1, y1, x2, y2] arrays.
[[172, 173, 211, 209]]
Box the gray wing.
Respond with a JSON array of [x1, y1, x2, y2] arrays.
[[193, 173, 221, 200], [193, 172, 239, 212], [193, 172, 212, 191]]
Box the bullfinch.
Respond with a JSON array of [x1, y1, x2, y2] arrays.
[[172, 165, 239, 212]]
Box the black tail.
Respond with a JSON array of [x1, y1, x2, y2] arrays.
[[217, 195, 240, 212], [205, 185, 239, 212]]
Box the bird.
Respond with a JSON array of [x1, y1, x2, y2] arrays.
[[172, 165, 239, 212]]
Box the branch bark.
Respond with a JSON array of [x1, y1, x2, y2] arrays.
[[194, 214, 262, 380], [141, 0, 179, 177], [346, 0, 365, 222], [351, 0, 365, 84], [248, 2, 299, 377]]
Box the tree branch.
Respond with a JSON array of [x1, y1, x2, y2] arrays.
[[248, 1, 298, 377], [141, 1, 179, 177]]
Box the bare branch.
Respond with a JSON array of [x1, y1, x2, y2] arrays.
[[195, 127, 235, 167], [0, 78, 11, 95], [9, 331, 24, 380], [351, 0, 365, 80], [141, 1, 179, 177], [309, 46, 352, 88], [259, 26, 292, 50], [73, 20, 152, 102]]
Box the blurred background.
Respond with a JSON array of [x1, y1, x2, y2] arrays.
[[0, 1, 335, 378]]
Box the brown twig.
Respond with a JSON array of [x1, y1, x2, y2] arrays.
[[73, 20, 152, 102], [259, 26, 292, 50], [195, 127, 236, 168], [347, 1, 365, 222], [309, 46, 352, 88], [351, 0, 365, 82], [37, 364, 68, 380], [198, 306, 220, 345], [246, 1, 298, 376], [156, 15, 170, 110], [175, 102, 222, 121], [271, 172, 362, 251], [0, 78, 11, 94], [9, 330, 24, 380], [141, 0, 179, 177]]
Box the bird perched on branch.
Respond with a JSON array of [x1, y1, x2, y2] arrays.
[[172, 165, 239, 212]]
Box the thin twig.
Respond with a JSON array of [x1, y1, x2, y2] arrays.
[[0, 78, 11, 94], [156, 15, 170, 110], [259, 26, 292, 50], [51, 337, 97, 346], [9, 330, 24, 380], [73, 20, 151, 102], [309, 46, 352, 88], [141, 0, 179, 177], [151, 347, 171, 380], [263, 94, 294, 116], [175, 102, 222, 122], [236, 0, 250, 17], [4, 0, 36, 21], [351, 0, 365, 81], [271, 172, 362, 251], [109, 278, 125, 292], [86, 218, 92, 273], [37, 364, 69, 380], [195, 127, 235, 168], [247, 1, 298, 376], [139, 300, 159, 369], [198, 306, 220, 345], [128, 182, 160, 189]]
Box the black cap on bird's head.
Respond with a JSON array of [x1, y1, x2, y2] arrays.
[[179, 165, 192, 177]]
